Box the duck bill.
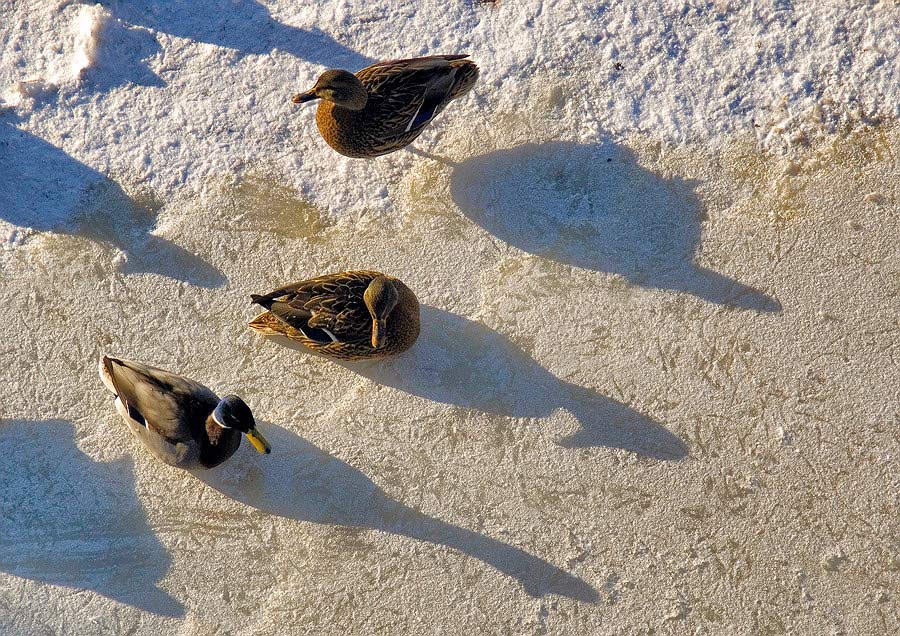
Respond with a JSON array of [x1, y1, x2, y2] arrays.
[[371, 319, 387, 349], [291, 89, 318, 104], [245, 427, 272, 454]]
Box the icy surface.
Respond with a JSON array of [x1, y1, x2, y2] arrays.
[[2, 1, 900, 634]]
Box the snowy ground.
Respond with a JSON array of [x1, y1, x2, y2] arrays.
[[1, 1, 899, 634]]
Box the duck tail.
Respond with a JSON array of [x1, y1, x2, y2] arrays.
[[99, 355, 119, 395], [449, 59, 479, 100], [250, 294, 273, 310]]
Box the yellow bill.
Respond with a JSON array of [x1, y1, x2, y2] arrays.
[[246, 427, 272, 454]]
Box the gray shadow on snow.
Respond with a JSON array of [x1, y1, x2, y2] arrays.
[[93, 0, 374, 69], [197, 423, 599, 603], [450, 141, 780, 312], [0, 119, 226, 287], [265, 306, 687, 459], [0, 419, 183, 617]]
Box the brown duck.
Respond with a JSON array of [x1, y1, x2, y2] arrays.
[[291, 54, 479, 158], [249, 270, 421, 360]]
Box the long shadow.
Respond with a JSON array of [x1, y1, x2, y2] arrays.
[[0, 118, 226, 287], [450, 141, 781, 312], [95, 0, 374, 69], [196, 423, 599, 602], [0, 419, 183, 617], [267, 307, 687, 459]]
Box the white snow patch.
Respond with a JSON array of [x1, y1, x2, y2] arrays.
[[1, 78, 58, 108], [1, 1, 899, 221], [69, 4, 108, 81]]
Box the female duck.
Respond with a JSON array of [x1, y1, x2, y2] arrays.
[[292, 54, 479, 158], [249, 270, 420, 360], [99, 356, 271, 469]]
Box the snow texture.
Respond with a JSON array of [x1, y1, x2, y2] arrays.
[[1, 1, 899, 634]]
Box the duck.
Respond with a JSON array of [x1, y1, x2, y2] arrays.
[[291, 54, 479, 158], [98, 355, 271, 469], [249, 270, 420, 360]]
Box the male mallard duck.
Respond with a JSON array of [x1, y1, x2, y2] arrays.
[[249, 270, 420, 360], [99, 356, 271, 469], [291, 54, 479, 158]]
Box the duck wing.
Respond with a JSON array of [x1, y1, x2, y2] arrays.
[[356, 55, 468, 135], [251, 271, 380, 345], [101, 357, 218, 444]]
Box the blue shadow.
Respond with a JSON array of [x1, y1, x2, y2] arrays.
[[0, 118, 226, 287], [96, 0, 374, 69], [197, 423, 600, 603], [450, 141, 781, 312], [0, 419, 183, 617], [267, 306, 687, 459], [348, 307, 687, 458]]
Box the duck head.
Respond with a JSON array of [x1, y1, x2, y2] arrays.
[[363, 276, 399, 349], [212, 395, 272, 454], [292, 70, 368, 111]]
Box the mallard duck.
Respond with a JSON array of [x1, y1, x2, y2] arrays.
[[249, 270, 420, 360], [291, 54, 479, 158], [98, 356, 271, 469]]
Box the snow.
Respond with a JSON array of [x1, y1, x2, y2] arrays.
[[1, 1, 899, 634]]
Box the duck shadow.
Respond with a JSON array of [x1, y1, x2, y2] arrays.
[[196, 423, 599, 602], [95, 0, 374, 69], [0, 119, 225, 288], [0, 419, 183, 617], [269, 307, 686, 460], [450, 141, 781, 312]]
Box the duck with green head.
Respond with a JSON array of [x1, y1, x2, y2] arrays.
[[292, 54, 479, 158], [99, 356, 271, 469]]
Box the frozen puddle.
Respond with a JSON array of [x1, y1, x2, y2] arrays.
[[1, 125, 898, 634]]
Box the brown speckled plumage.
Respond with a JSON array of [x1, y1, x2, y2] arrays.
[[249, 270, 421, 360], [303, 55, 479, 158]]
